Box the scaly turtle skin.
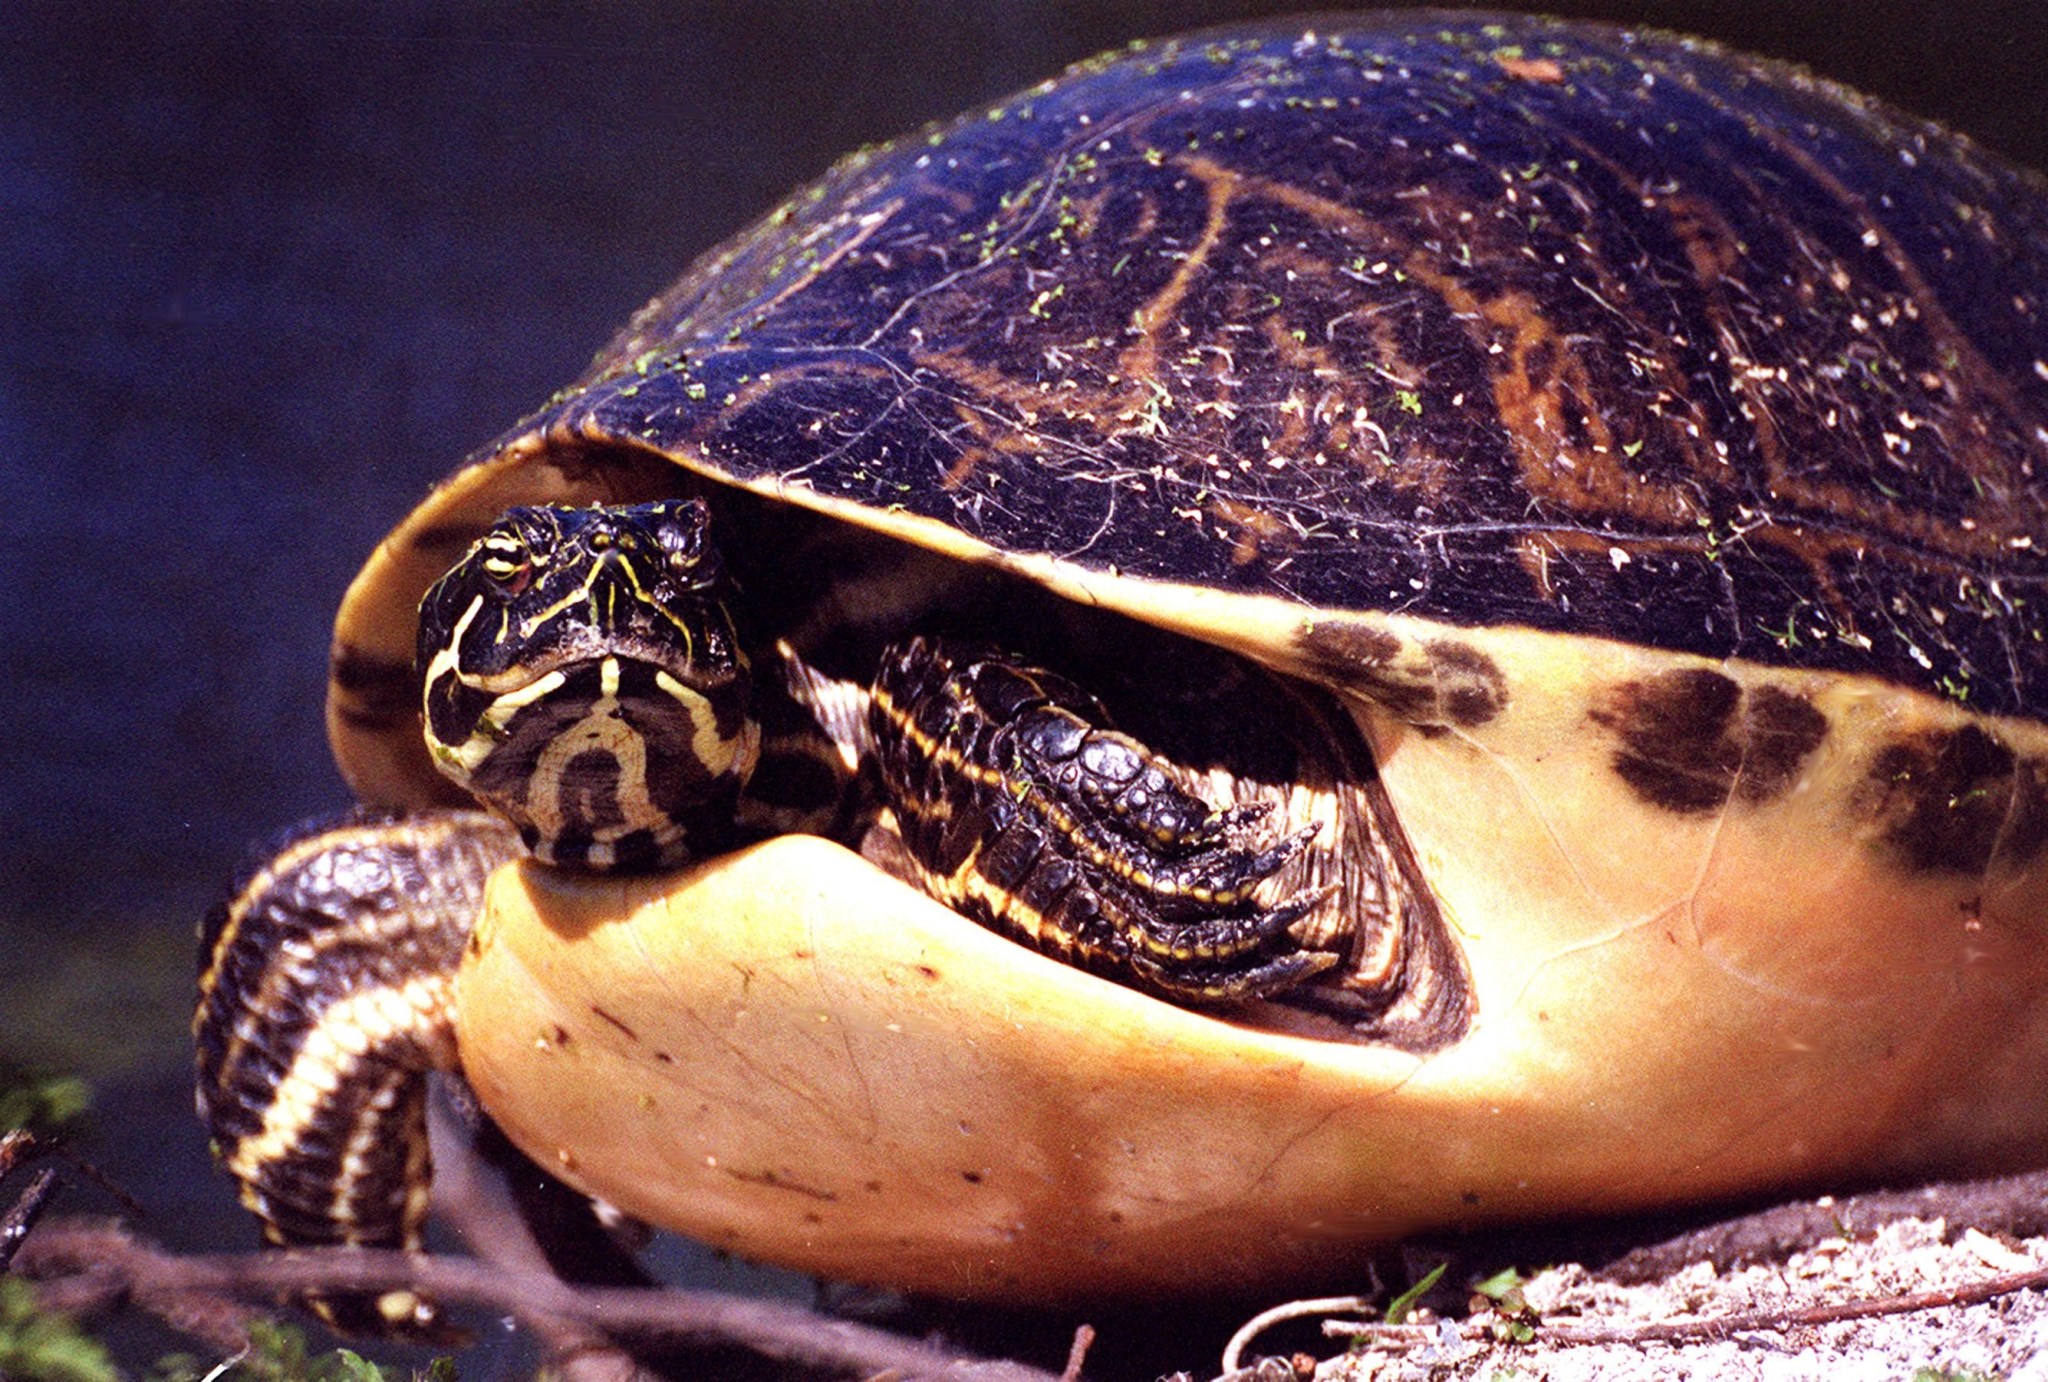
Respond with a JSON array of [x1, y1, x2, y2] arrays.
[[200, 11, 2048, 1321]]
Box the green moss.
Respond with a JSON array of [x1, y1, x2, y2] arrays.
[[0, 1280, 116, 1382], [0, 1067, 89, 1134]]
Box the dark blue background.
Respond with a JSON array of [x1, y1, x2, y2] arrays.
[[4, 0, 2044, 1367]]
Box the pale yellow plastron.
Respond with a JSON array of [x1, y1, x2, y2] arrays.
[[454, 765, 2048, 1304]]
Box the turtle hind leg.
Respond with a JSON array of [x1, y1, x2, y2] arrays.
[[196, 809, 519, 1339], [869, 636, 1335, 1005]]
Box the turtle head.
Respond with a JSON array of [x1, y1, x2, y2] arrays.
[[417, 499, 759, 871]]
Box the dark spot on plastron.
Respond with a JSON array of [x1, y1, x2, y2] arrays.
[[1593, 669, 1743, 813], [1734, 687, 1830, 804], [1294, 623, 1416, 715], [1462, 1190, 1482, 1205], [1594, 670, 1826, 814], [1861, 725, 2038, 875], [653, 1050, 675, 1064], [1292, 622, 1504, 727], [962, 1170, 984, 1184], [589, 1004, 640, 1042], [1425, 641, 1507, 726], [913, 963, 941, 981], [550, 1024, 571, 1046]]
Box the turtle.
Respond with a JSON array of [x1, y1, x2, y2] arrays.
[[197, 9, 2048, 1333]]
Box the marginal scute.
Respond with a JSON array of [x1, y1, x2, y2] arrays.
[[1591, 668, 1829, 815], [1860, 725, 2048, 875]]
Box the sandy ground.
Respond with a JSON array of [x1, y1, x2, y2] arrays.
[[1309, 1215, 2047, 1382]]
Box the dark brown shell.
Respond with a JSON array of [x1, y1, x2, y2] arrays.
[[505, 13, 2048, 721]]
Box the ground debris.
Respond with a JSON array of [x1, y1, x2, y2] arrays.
[[1310, 1215, 2048, 1381]]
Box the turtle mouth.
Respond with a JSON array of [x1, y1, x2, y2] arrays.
[[438, 648, 752, 767], [425, 633, 745, 757], [455, 640, 728, 701]]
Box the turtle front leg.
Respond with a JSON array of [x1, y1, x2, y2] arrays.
[[869, 636, 1337, 1004], [195, 809, 520, 1338]]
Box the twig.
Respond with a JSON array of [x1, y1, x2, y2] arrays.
[[427, 1099, 658, 1380], [1, 1167, 60, 1273], [1, 1131, 67, 1275], [1060, 1323, 1094, 1382], [1322, 1261, 2048, 1351], [16, 1217, 1064, 1382], [1219, 1295, 1375, 1373]]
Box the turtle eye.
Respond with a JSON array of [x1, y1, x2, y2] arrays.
[[477, 539, 532, 593], [654, 500, 716, 585]]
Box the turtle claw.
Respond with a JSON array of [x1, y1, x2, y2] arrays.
[[1129, 942, 1341, 1006], [1142, 819, 1319, 913]]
